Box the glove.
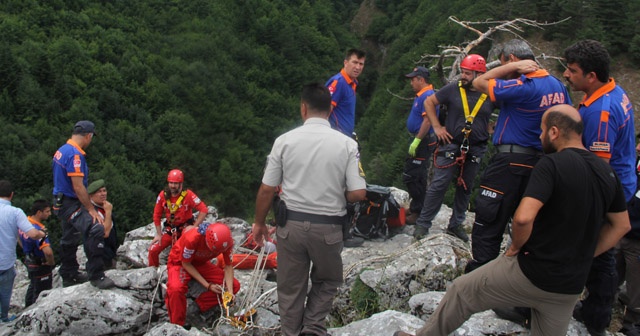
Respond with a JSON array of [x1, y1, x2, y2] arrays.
[[408, 137, 422, 157]]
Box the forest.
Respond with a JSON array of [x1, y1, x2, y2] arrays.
[[1, 0, 638, 250]]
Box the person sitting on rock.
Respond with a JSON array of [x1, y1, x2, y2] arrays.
[[87, 179, 118, 270], [165, 222, 240, 327]]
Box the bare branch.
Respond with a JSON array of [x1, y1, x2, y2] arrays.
[[386, 88, 414, 101]]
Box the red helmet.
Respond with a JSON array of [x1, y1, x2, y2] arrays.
[[167, 169, 184, 183], [460, 54, 487, 73], [205, 223, 233, 252]]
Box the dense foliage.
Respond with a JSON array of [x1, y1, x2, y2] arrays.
[[1, 0, 638, 255]]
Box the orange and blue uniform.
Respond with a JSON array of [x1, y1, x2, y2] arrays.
[[165, 228, 240, 326], [52, 139, 107, 281], [19, 217, 52, 307], [467, 69, 571, 273], [148, 189, 208, 267], [577, 78, 636, 332], [326, 69, 358, 136], [403, 85, 438, 215], [579, 78, 636, 201]]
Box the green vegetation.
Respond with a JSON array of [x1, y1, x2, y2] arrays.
[[350, 276, 380, 320], [1, 0, 638, 256]]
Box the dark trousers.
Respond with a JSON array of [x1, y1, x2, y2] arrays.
[[416, 143, 487, 230], [466, 152, 539, 273], [403, 134, 436, 214], [57, 198, 106, 281], [580, 249, 618, 331], [25, 265, 53, 307]]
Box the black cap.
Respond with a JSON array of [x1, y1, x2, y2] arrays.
[[405, 66, 430, 79], [73, 120, 97, 136]]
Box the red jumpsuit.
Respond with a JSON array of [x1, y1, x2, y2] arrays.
[[165, 228, 240, 326], [148, 189, 207, 267]]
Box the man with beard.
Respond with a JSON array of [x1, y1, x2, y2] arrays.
[[393, 104, 630, 336], [564, 39, 636, 336], [402, 66, 437, 226], [467, 39, 571, 272], [148, 169, 208, 267], [412, 54, 496, 241]]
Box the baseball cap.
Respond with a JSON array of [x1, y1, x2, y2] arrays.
[[87, 179, 105, 194], [405, 66, 430, 79], [73, 120, 97, 136]]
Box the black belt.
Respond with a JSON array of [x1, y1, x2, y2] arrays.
[[286, 210, 345, 225], [496, 144, 542, 156]]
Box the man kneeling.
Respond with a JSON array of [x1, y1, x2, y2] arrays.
[[165, 222, 240, 327]]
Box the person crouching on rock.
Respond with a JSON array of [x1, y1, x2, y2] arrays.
[[165, 222, 240, 326]]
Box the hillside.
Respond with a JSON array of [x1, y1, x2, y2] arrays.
[[0, 0, 638, 256]]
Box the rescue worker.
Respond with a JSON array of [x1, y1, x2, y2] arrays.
[[148, 169, 208, 267], [414, 54, 495, 241], [19, 200, 55, 307], [402, 66, 437, 224], [165, 222, 240, 327]]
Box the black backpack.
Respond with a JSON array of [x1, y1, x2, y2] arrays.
[[352, 185, 401, 240]]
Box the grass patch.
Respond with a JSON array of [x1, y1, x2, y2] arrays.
[[350, 277, 380, 319]]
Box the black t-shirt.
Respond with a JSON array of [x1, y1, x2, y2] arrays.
[[518, 148, 627, 294], [435, 82, 496, 145]]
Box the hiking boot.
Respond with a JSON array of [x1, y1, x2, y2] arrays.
[[493, 307, 531, 328], [90, 276, 115, 289], [343, 236, 364, 248], [446, 225, 469, 242], [393, 331, 414, 336], [0, 315, 17, 323], [62, 272, 89, 287], [413, 226, 429, 240]]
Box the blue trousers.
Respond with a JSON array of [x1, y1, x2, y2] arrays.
[[0, 266, 16, 320]]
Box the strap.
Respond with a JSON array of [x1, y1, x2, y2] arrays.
[[459, 81, 487, 125], [165, 190, 188, 225], [458, 81, 487, 153]]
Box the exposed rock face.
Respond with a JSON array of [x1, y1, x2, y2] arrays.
[[2, 201, 602, 336]]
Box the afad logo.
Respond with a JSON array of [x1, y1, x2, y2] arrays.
[[73, 158, 81, 169]]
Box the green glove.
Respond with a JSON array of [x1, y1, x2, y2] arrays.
[[408, 137, 422, 157]]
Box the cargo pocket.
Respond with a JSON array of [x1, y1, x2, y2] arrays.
[[324, 229, 343, 246], [276, 226, 289, 241], [474, 187, 504, 224]]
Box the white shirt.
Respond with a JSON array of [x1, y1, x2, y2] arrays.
[[262, 118, 366, 216]]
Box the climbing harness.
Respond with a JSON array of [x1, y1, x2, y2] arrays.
[[164, 190, 188, 243], [433, 82, 487, 190]]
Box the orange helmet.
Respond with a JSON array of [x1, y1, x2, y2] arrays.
[[205, 223, 233, 253], [167, 169, 184, 183], [460, 54, 487, 73]]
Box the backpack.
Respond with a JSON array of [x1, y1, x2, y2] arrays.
[[352, 185, 403, 239]]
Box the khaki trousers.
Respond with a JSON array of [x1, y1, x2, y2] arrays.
[[418, 255, 579, 336], [276, 219, 343, 336]]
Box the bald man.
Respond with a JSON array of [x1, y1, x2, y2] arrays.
[[394, 104, 630, 336]]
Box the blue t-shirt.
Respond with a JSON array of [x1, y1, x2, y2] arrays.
[[19, 217, 51, 260], [579, 78, 636, 201], [406, 85, 437, 135], [489, 70, 571, 150], [52, 139, 88, 198], [326, 69, 358, 136], [0, 199, 36, 270]]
